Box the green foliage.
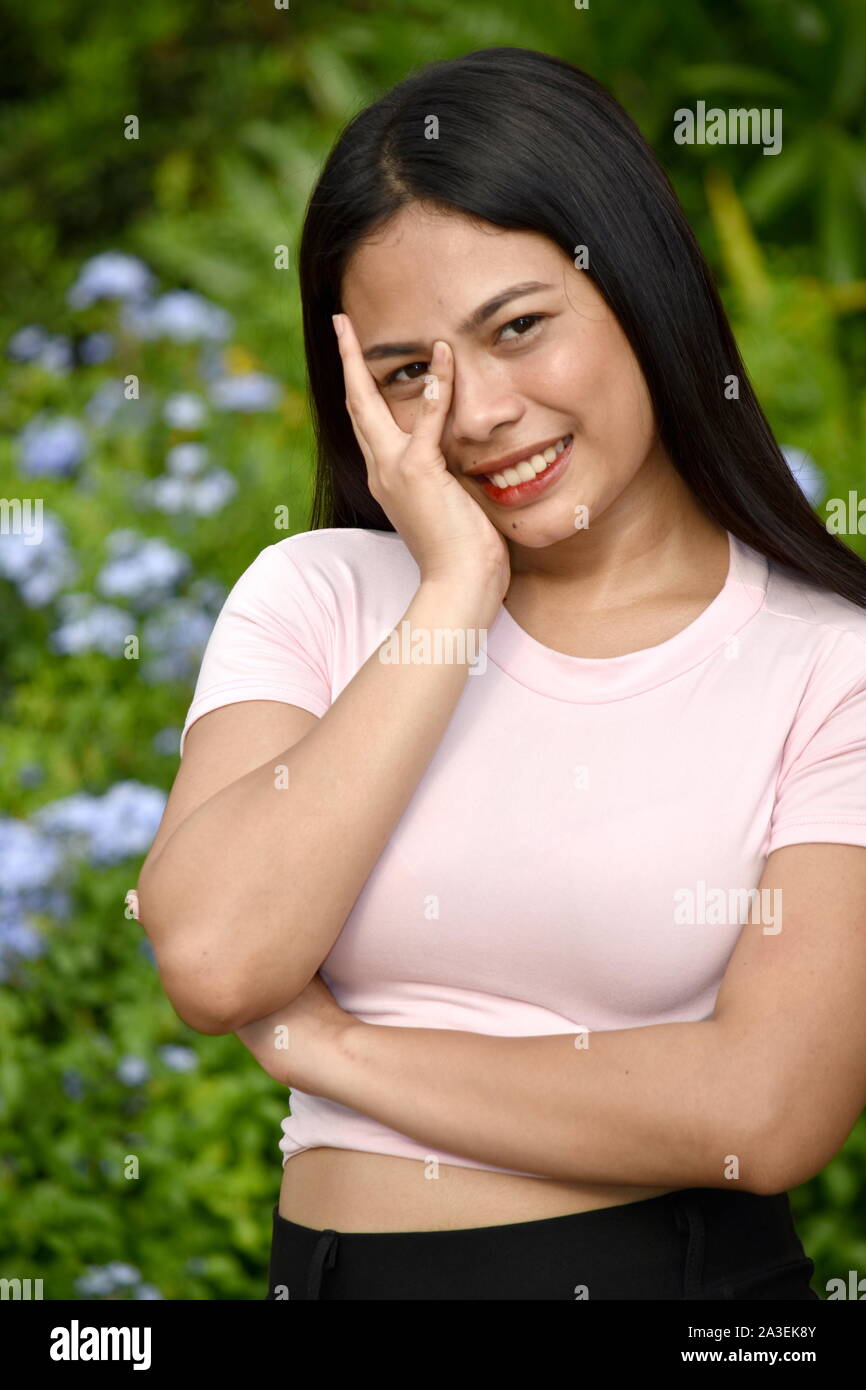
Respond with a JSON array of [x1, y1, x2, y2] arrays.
[[0, 884, 289, 1300], [1, 0, 864, 1301]]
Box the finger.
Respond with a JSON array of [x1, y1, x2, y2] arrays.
[[411, 339, 454, 451], [343, 393, 376, 471], [334, 313, 403, 453]]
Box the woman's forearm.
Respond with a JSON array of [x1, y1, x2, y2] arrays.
[[317, 1016, 776, 1191], [136, 574, 497, 1033]]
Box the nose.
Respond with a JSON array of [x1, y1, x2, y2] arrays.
[[443, 353, 525, 456]]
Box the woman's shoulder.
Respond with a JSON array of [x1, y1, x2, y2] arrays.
[[239, 526, 420, 630], [760, 549, 866, 681], [270, 525, 413, 577]]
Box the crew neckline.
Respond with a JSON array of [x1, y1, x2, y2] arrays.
[[484, 530, 769, 702]]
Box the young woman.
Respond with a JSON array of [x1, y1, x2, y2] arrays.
[[135, 48, 866, 1300]]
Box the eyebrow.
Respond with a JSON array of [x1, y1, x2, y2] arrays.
[[360, 281, 556, 362]]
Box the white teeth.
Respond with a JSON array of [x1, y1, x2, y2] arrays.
[[489, 435, 570, 488]]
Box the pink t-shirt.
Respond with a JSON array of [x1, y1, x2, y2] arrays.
[[179, 526, 866, 1180]]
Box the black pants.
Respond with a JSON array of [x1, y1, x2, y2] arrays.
[[264, 1185, 820, 1300]]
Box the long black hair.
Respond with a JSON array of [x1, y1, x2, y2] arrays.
[[298, 46, 866, 608]]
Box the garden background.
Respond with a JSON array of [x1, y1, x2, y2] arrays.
[[1, 0, 864, 1300]]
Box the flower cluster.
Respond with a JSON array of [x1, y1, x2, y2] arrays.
[[0, 779, 168, 981], [32, 781, 167, 869], [75, 1261, 163, 1300], [0, 819, 69, 981]]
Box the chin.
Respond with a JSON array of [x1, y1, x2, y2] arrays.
[[493, 506, 590, 547]]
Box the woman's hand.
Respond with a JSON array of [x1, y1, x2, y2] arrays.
[[234, 972, 357, 1094], [333, 312, 510, 613]]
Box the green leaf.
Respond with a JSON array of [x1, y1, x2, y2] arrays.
[[819, 139, 864, 282], [675, 63, 797, 99], [741, 133, 818, 223]]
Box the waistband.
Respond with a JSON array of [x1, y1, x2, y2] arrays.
[[272, 1185, 808, 1300]]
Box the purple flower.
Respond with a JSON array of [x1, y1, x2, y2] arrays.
[[187, 577, 227, 617], [0, 511, 78, 606], [782, 446, 825, 505], [17, 413, 87, 478], [187, 578, 226, 617], [208, 372, 282, 413], [49, 594, 133, 657], [31, 792, 105, 865], [159, 1045, 198, 1073], [62, 1069, 86, 1100], [34, 780, 167, 868], [7, 325, 51, 362], [116, 1056, 150, 1087], [6, 325, 73, 373], [85, 380, 155, 433], [163, 393, 207, 430], [106, 1262, 143, 1287], [78, 332, 115, 365], [38, 337, 74, 374], [166, 443, 208, 477], [143, 467, 237, 518], [140, 601, 216, 684], [0, 913, 45, 981], [141, 476, 187, 514], [75, 1267, 116, 1297], [0, 819, 68, 979], [96, 531, 191, 610], [86, 783, 168, 867], [17, 763, 45, 789], [0, 818, 64, 893], [134, 1285, 164, 1300], [121, 290, 233, 344], [75, 1261, 144, 1297], [66, 251, 155, 310], [187, 469, 237, 516]]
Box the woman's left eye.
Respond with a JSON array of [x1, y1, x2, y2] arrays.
[[382, 314, 545, 388], [498, 314, 544, 341]]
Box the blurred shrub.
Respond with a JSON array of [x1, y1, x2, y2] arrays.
[[1, 0, 864, 1299]]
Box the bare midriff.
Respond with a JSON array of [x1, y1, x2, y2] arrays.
[[278, 1148, 676, 1233]]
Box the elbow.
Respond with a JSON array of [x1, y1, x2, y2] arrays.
[[751, 1143, 815, 1199], [706, 1063, 790, 1197], [754, 1105, 853, 1197], [135, 870, 309, 1034], [741, 1085, 832, 1197], [135, 871, 240, 1034], [147, 928, 308, 1037], [156, 950, 243, 1036]]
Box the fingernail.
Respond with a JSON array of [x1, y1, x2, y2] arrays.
[[332, 314, 344, 338]]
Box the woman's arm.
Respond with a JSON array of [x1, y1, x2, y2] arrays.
[[328, 1014, 762, 1189], [244, 843, 866, 1194], [136, 574, 497, 1033], [233, 976, 765, 1190]]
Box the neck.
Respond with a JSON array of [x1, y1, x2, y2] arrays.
[[506, 453, 726, 613]]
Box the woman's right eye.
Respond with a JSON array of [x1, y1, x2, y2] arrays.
[[383, 361, 429, 387]]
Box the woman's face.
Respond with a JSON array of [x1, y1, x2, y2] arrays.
[[340, 203, 663, 553]]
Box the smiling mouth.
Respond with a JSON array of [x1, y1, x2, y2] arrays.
[[475, 433, 573, 487], [471, 433, 574, 507]]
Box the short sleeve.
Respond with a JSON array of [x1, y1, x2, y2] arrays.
[[767, 646, 866, 853], [179, 543, 332, 757]]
